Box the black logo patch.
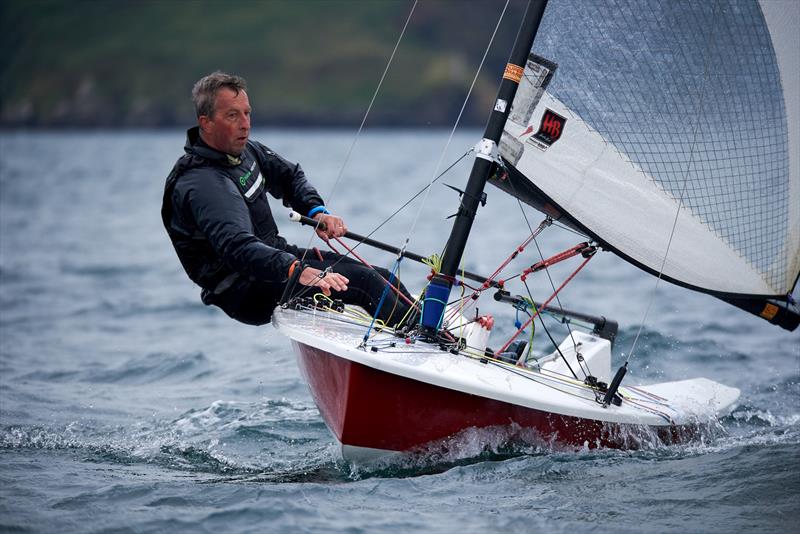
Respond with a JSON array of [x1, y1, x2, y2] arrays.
[[532, 109, 566, 147]]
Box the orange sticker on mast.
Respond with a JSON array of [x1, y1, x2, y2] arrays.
[[503, 63, 524, 83]]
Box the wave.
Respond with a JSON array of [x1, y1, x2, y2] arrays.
[[0, 398, 330, 477], [2, 391, 798, 485], [88, 351, 211, 384], [613, 326, 750, 369], [15, 351, 212, 385], [1, 417, 791, 486]]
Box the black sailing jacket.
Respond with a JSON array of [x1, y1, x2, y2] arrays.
[[161, 127, 324, 294]]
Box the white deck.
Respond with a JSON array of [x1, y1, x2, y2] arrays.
[[273, 306, 740, 427]]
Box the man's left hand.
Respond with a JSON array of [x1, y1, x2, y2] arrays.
[[313, 213, 347, 240]]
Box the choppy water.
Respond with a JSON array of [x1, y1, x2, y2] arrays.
[[1, 130, 798, 533]]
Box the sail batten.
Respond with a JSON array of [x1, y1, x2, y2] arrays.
[[496, 0, 799, 307]]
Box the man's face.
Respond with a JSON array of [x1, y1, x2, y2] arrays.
[[200, 88, 251, 156]]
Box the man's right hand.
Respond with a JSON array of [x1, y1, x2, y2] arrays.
[[298, 267, 349, 296], [312, 213, 347, 240]]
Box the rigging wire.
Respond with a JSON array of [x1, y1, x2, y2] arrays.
[[282, 151, 471, 306], [356, 0, 510, 342], [284, 1, 512, 316], [551, 220, 589, 239], [625, 0, 720, 364], [499, 160, 583, 359], [399, 0, 511, 253], [283, 0, 588, 360], [341, 149, 472, 256], [442, 220, 547, 326], [295, 0, 419, 262], [322, 0, 418, 211]]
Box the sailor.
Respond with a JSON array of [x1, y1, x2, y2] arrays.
[[162, 71, 413, 326]]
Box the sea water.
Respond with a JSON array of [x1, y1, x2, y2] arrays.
[[1, 130, 798, 532]]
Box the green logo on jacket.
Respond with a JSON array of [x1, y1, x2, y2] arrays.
[[239, 170, 252, 187]]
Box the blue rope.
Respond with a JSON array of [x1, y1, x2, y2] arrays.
[[362, 258, 402, 345], [513, 298, 528, 329]]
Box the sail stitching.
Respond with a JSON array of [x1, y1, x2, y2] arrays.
[[528, 0, 792, 297], [627, 0, 722, 363]]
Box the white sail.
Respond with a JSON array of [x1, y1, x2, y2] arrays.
[[760, 0, 800, 296], [497, 0, 799, 300]]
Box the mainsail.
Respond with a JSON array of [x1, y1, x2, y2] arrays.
[[495, 0, 800, 329]]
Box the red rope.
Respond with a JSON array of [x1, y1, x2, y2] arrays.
[[324, 238, 343, 256], [443, 222, 549, 324], [484, 232, 538, 283], [521, 242, 592, 281], [495, 252, 595, 355], [333, 236, 372, 267], [330, 236, 419, 310]]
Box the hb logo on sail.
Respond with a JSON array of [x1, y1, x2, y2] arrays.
[[533, 109, 566, 146]]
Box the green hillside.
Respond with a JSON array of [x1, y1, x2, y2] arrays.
[[1, 0, 527, 128]]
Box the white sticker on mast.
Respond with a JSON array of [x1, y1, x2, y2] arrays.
[[500, 54, 558, 166], [508, 54, 557, 127]]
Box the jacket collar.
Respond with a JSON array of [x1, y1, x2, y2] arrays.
[[184, 126, 244, 166]]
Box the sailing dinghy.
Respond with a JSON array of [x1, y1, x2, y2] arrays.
[[274, 0, 799, 461]]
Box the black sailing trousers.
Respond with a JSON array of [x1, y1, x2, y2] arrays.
[[203, 249, 414, 327]]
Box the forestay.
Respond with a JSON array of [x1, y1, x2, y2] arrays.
[[495, 0, 799, 307]]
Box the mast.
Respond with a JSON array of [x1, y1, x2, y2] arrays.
[[420, 0, 549, 333]]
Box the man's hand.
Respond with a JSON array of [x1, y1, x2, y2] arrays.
[[298, 267, 349, 296], [312, 212, 347, 240]]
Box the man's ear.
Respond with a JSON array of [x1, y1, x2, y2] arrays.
[[198, 115, 212, 133]]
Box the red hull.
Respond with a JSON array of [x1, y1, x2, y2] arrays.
[[294, 341, 688, 453]]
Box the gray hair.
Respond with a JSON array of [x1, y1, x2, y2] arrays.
[[192, 71, 248, 118]]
